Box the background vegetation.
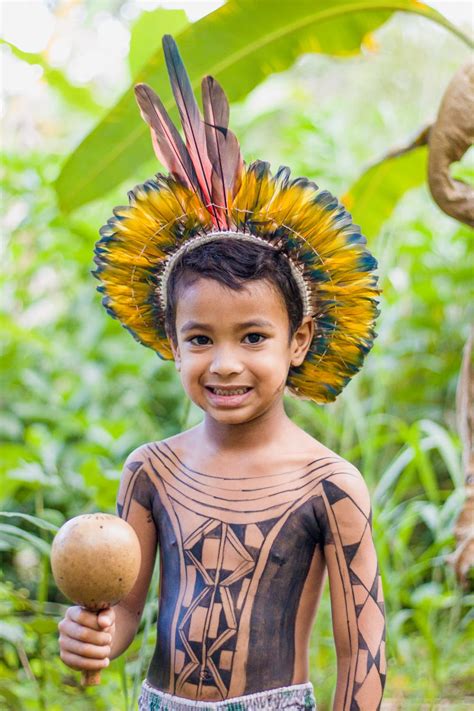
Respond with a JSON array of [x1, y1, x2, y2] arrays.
[[1, 1, 473, 709]]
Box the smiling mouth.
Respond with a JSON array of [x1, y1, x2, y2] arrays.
[[205, 386, 252, 396]]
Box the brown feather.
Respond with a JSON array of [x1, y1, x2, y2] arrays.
[[162, 35, 222, 226], [202, 75, 244, 224], [134, 83, 197, 191]]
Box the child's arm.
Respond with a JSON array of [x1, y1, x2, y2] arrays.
[[109, 444, 158, 658], [319, 468, 386, 711], [58, 445, 158, 670]]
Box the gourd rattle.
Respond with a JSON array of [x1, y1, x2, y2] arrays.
[[51, 513, 141, 686]]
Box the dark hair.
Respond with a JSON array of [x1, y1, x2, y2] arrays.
[[164, 238, 304, 345]]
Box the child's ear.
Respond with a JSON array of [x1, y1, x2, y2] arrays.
[[290, 316, 314, 367], [168, 335, 181, 372]]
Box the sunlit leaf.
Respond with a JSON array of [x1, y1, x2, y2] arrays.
[[343, 146, 428, 239], [24, 617, 58, 635], [54, 0, 463, 212], [129, 8, 188, 78], [0, 512, 59, 533], [0, 524, 51, 555], [419, 419, 462, 487]]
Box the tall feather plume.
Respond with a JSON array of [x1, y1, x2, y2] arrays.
[[134, 83, 198, 191], [202, 75, 243, 228], [162, 35, 223, 228]]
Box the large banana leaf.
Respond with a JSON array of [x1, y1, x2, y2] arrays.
[[343, 120, 474, 238], [54, 0, 468, 213], [129, 8, 188, 77], [343, 145, 428, 239]]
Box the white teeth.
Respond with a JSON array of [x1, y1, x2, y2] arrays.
[[212, 388, 248, 396]]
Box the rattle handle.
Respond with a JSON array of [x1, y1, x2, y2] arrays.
[[79, 607, 105, 686], [81, 669, 101, 686]]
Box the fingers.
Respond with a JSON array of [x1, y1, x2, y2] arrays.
[[59, 618, 112, 646], [60, 635, 111, 660], [58, 606, 115, 672], [59, 649, 110, 672], [67, 605, 113, 630], [97, 607, 115, 631], [64, 606, 115, 633], [66, 606, 101, 630]]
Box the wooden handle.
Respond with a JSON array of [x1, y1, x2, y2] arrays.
[[81, 669, 101, 686], [79, 607, 102, 686]]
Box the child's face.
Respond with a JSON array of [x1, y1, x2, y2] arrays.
[[169, 277, 313, 425]]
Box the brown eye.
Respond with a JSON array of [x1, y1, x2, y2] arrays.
[[244, 333, 265, 344], [189, 335, 211, 346]]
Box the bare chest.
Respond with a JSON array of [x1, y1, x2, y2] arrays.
[[144, 443, 334, 698]]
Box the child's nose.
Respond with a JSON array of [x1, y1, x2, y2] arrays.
[[209, 347, 244, 376]]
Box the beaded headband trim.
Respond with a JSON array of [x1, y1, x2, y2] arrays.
[[159, 230, 312, 316], [93, 36, 381, 404]]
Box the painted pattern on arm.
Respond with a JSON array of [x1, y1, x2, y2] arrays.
[[116, 456, 156, 522], [316, 472, 386, 711], [111, 448, 160, 629]]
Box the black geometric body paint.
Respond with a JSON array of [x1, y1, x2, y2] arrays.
[[117, 443, 386, 708]]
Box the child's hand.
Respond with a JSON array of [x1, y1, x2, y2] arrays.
[[58, 606, 115, 672]]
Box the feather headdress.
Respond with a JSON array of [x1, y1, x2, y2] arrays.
[[93, 35, 381, 404]]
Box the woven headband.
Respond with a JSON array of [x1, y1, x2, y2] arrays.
[[93, 35, 381, 404], [159, 230, 312, 316]]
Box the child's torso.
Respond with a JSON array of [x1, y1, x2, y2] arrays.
[[134, 441, 340, 701]]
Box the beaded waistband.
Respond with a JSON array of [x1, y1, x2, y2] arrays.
[[138, 680, 317, 711]]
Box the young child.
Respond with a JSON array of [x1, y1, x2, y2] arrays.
[[58, 36, 386, 710]]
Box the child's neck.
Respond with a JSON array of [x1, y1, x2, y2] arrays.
[[201, 400, 296, 456]]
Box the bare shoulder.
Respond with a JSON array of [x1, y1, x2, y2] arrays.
[[121, 429, 196, 472], [116, 443, 157, 497], [122, 441, 155, 469], [298, 431, 371, 513], [286, 427, 367, 490], [296, 429, 362, 473], [283, 425, 339, 465], [319, 455, 371, 517], [124, 425, 192, 457], [159, 428, 196, 451]]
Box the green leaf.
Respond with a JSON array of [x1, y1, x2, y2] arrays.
[[0, 314, 55, 352], [129, 8, 189, 78], [451, 144, 474, 185], [343, 146, 428, 239], [419, 419, 462, 488], [24, 616, 59, 635], [0, 512, 59, 534], [0, 683, 23, 710], [409, 425, 440, 504], [0, 524, 51, 555], [54, 0, 465, 212], [410, 581, 443, 607]]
